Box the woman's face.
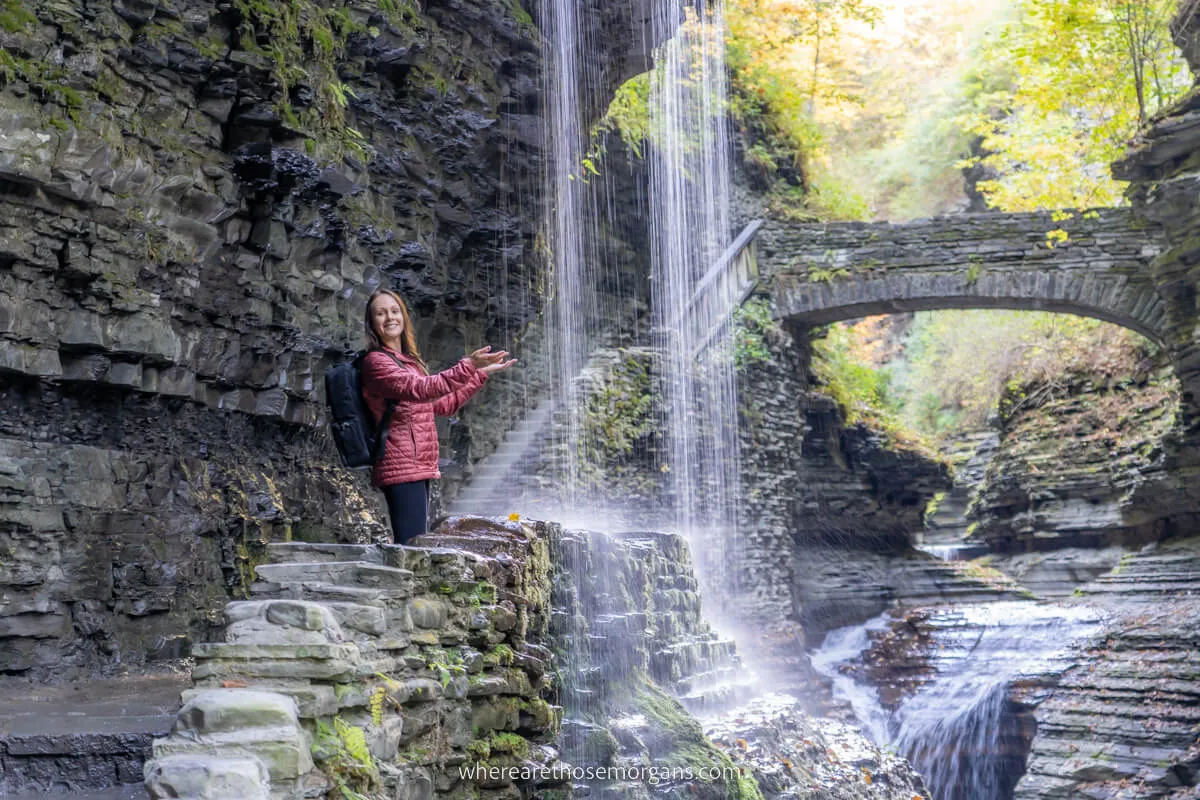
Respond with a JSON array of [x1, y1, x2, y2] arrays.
[[371, 294, 405, 345]]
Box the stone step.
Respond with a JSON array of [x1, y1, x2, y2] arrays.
[[0, 673, 185, 797], [254, 561, 414, 594], [250, 581, 396, 606], [265, 542, 383, 565]]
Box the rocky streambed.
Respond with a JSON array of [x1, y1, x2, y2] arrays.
[[804, 535, 1200, 800]]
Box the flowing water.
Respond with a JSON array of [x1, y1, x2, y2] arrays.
[[540, 0, 614, 508], [534, 0, 743, 578], [535, 0, 750, 786], [811, 601, 1105, 800], [647, 1, 743, 620]]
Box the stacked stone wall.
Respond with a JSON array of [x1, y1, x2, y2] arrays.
[[762, 209, 1168, 340]]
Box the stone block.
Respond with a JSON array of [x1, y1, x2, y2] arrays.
[[184, 684, 338, 720], [107, 313, 182, 362], [0, 610, 68, 639], [172, 689, 301, 735], [59, 312, 110, 349], [105, 360, 143, 387], [323, 602, 387, 635], [144, 754, 270, 800], [471, 697, 520, 733], [265, 600, 334, 631], [192, 655, 360, 682], [366, 715, 404, 760], [409, 597, 449, 629], [153, 729, 312, 783]]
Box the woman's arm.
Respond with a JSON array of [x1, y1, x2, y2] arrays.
[[431, 369, 487, 417], [363, 351, 479, 402]]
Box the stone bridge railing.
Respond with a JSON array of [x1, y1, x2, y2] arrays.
[[684, 219, 763, 358], [760, 208, 1170, 343]]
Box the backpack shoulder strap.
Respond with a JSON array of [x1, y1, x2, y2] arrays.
[[362, 350, 401, 465]]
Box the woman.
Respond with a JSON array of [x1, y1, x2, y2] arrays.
[[361, 289, 515, 544]]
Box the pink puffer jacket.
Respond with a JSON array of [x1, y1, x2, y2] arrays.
[[361, 348, 487, 487]]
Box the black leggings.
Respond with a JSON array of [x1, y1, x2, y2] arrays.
[[382, 480, 429, 545]]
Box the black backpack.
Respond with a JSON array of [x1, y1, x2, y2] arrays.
[[324, 352, 397, 468]]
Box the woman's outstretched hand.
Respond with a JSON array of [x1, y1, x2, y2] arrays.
[[469, 346, 518, 375]]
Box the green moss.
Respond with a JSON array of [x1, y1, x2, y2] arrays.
[[488, 731, 529, 758], [508, 0, 534, 32], [633, 683, 763, 800], [0, 0, 35, 32], [483, 644, 515, 667], [465, 738, 491, 761], [732, 297, 774, 369], [0, 49, 86, 119], [923, 491, 947, 526], [232, 537, 269, 599], [578, 352, 657, 491]]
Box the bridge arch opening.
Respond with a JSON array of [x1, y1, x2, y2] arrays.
[[804, 308, 1181, 547], [808, 308, 1177, 442]]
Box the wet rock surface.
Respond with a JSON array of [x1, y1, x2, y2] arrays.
[[1015, 536, 1200, 800], [706, 692, 930, 800], [550, 527, 763, 799], [0, 671, 187, 797]]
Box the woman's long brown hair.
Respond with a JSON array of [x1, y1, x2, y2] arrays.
[[365, 289, 428, 374]]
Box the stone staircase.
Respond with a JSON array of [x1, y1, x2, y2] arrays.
[[448, 400, 557, 515], [142, 519, 565, 800]]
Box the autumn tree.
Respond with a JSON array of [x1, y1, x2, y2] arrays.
[[961, 0, 1188, 211]]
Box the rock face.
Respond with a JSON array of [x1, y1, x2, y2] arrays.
[[1015, 536, 1200, 800], [733, 317, 950, 674], [795, 548, 1024, 645], [1112, 0, 1200, 520], [0, 0, 660, 679], [966, 375, 1179, 554], [921, 429, 998, 548]]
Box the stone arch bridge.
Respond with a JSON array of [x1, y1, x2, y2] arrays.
[[758, 208, 1169, 344]]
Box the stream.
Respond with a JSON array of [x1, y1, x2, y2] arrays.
[[811, 601, 1105, 800]]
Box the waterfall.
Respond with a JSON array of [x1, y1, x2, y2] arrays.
[[541, 0, 605, 508], [811, 601, 1104, 800], [648, 1, 742, 616], [532, 0, 743, 586]]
